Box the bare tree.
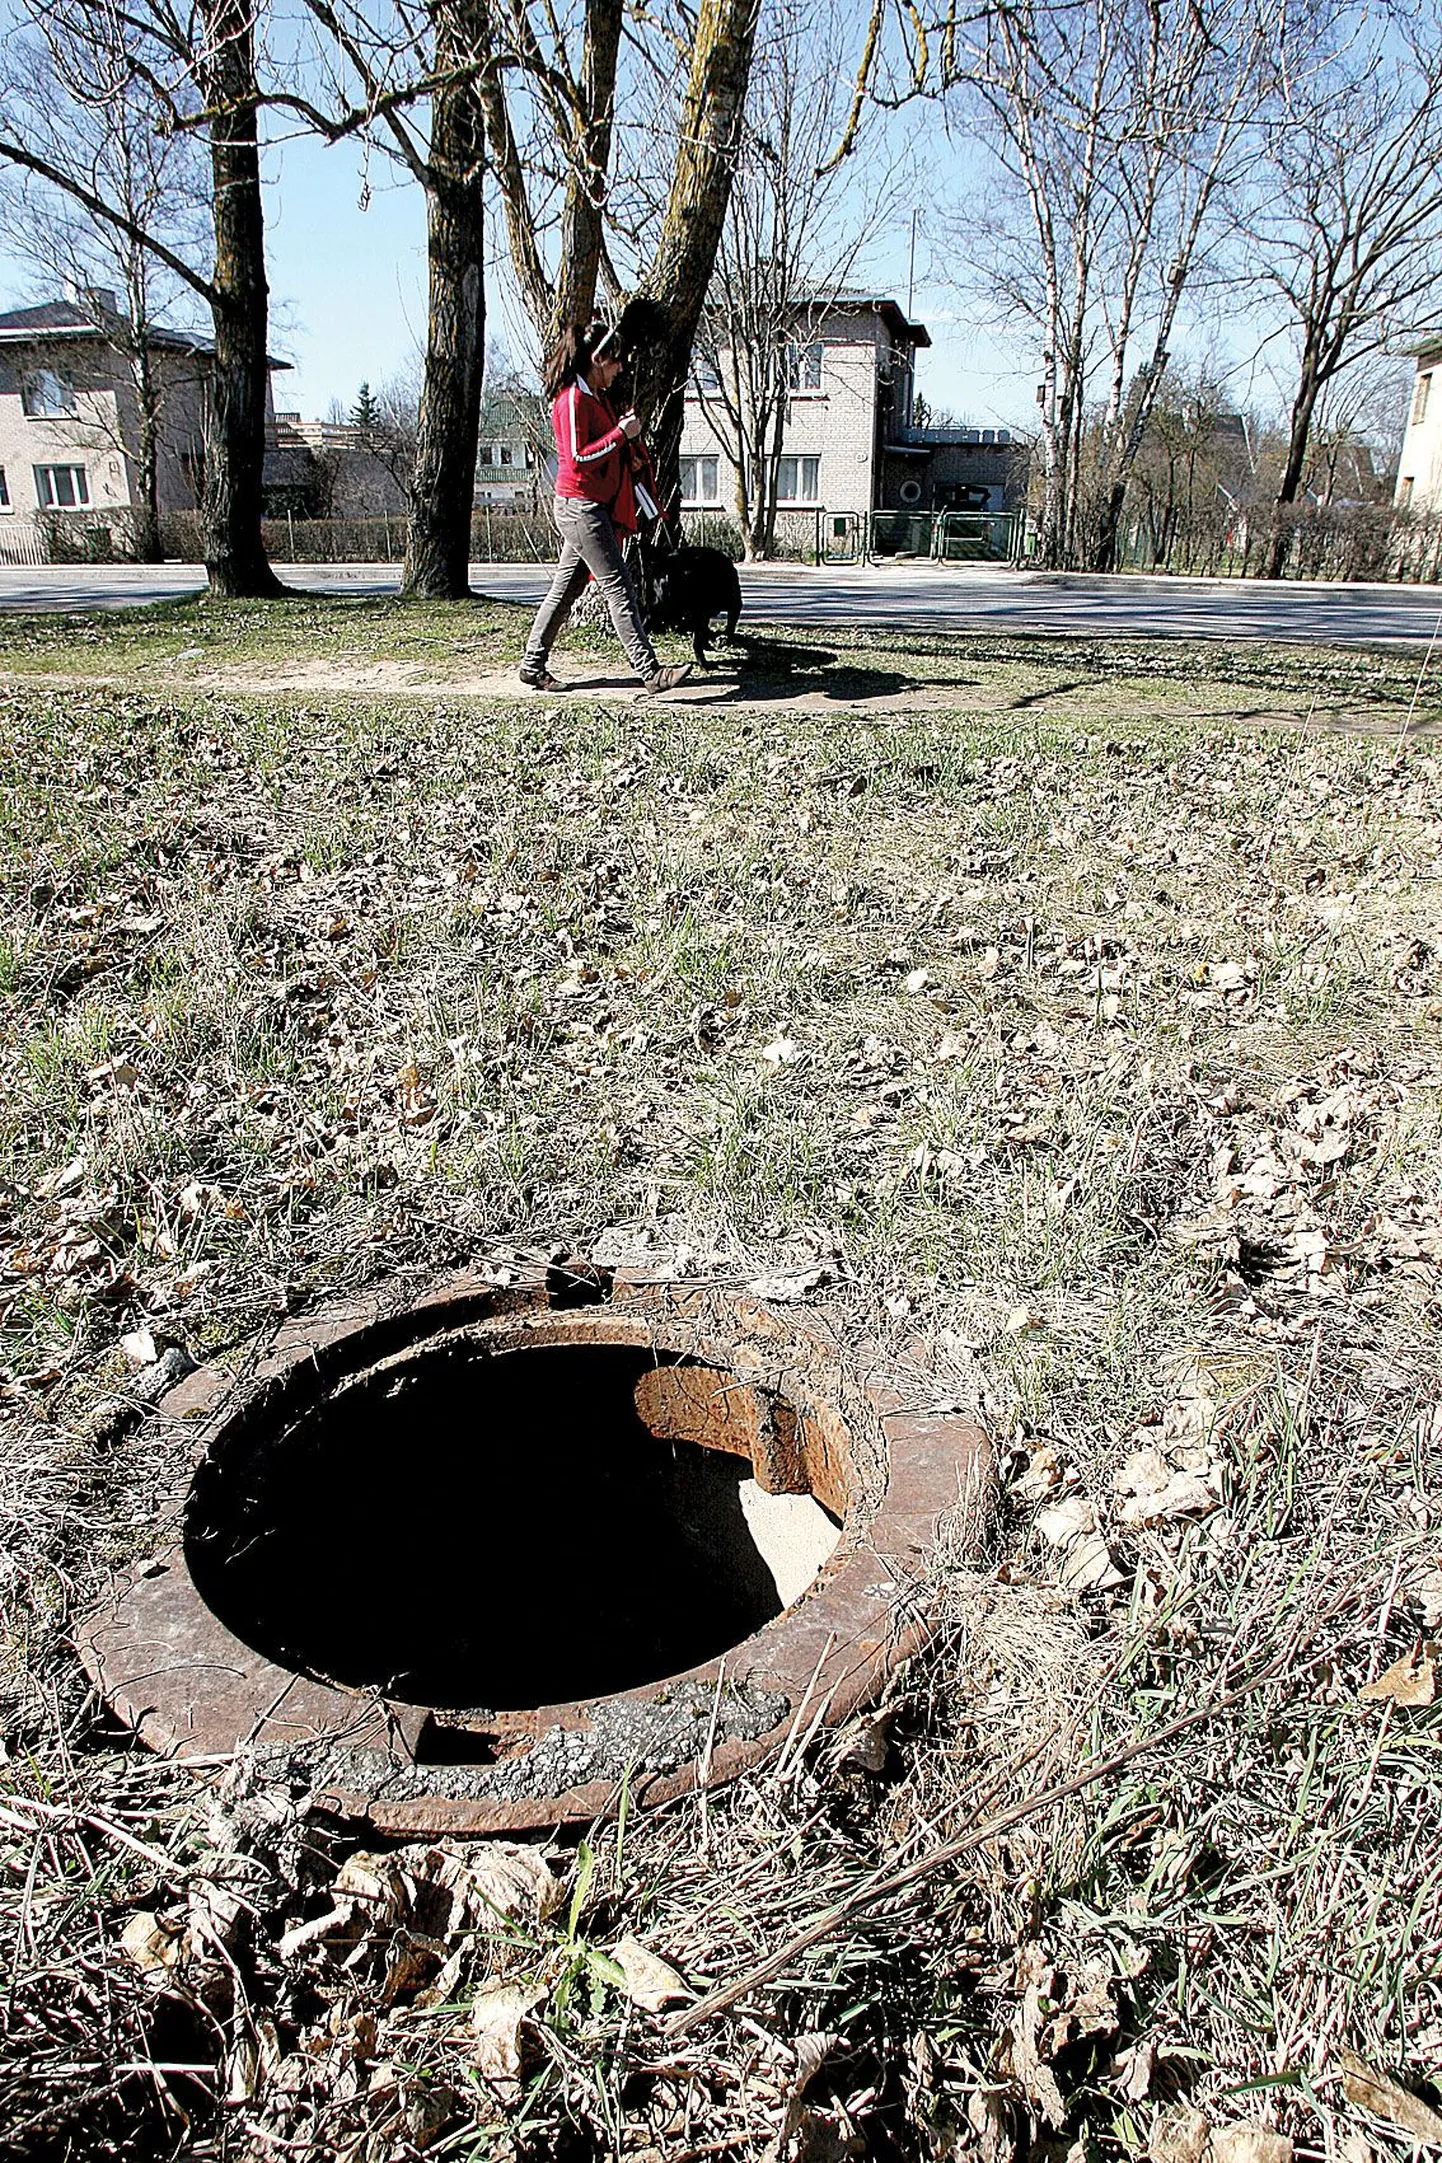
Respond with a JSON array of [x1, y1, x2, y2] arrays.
[[0, 25, 209, 562], [295, 0, 488, 597], [945, 0, 1283, 569], [477, 0, 762, 509], [1244, 12, 1442, 575], [0, 0, 289, 595], [691, 7, 906, 559]]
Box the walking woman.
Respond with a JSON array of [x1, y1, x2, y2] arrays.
[[519, 319, 691, 697]]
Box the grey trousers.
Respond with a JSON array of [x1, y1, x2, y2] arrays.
[[522, 496, 659, 682]]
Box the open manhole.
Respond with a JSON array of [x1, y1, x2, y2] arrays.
[[80, 1268, 994, 1833]]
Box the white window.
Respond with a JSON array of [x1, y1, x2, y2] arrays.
[[1414, 373, 1432, 427], [22, 370, 76, 418], [777, 454, 820, 502], [694, 359, 722, 395], [498, 444, 513, 465], [680, 454, 720, 503], [785, 342, 824, 392], [34, 464, 90, 509], [0, 468, 9, 511], [1399, 476, 1415, 508]]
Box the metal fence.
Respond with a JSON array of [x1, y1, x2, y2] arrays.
[[808, 508, 1024, 566], [1116, 501, 1442, 583]]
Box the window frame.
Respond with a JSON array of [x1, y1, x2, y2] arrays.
[[0, 467, 10, 512], [22, 369, 77, 420], [33, 463, 91, 510], [776, 453, 820, 504], [784, 341, 825, 394], [680, 453, 720, 505], [1413, 372, 1432, 427]]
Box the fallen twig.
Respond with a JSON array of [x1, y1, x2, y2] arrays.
[[665, 1618, 1345, 2038]]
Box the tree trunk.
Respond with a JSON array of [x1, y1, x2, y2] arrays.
[[132, 342, 164, 564], [1264, 359, 1322, 580], [404, 31, 486, 601], [635, 0, 760, 513], [197, 0, 283, 598], [551, 0, 622, 337]]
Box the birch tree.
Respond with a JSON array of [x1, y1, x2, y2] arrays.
[[951, 0, 1282, 569]]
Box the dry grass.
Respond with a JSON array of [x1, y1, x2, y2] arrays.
[[0, 604, 1439, 2160]]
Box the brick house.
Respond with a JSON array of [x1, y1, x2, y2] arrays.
[[678, 289, 1025, 533], [0, 292, 289, 555], [1395, 339, 1442, 514]]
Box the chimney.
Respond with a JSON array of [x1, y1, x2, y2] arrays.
[[78, 286, 120, 318]]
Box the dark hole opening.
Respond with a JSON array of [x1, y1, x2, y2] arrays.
[[185, 1342, 823, 1709]]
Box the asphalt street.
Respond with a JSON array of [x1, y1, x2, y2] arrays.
[[2, 558, 1441, 645]]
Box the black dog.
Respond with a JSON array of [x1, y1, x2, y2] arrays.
[[645, 543, 743, 666]]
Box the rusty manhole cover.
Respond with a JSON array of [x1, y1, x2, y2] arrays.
[[79, 1265, 993, 1834]]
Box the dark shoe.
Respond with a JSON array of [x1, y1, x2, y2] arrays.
[[519, 665, 560, 691], [637, 663, 692, 699]]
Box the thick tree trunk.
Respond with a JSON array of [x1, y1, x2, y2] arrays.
[[198, 0, 283, 598], [1091, 478, 1127, 571], [551, 0, 622, 338], [404, 37, 486, 601], [634, 0, 759, 514]]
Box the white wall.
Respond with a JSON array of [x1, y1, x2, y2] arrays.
[[1396, 348, 1442, 513]]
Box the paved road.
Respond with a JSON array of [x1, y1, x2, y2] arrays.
[[2, 558, 1441, 645]]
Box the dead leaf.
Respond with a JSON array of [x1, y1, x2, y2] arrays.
[[431, 1840, 566, 1928], [1409, 1569, 1442, 1631], [1150, 2105, 1211, 2163], [1114, 2037, 1158, 2102], [120, 1909, 187, 1980], [1358, 1644, 1437, 1708], [1208, 2126, 1292, 2163], [790, 2107, 864, 2160], [747, 1264, 831, 1303], [1010, 1444, 1064, 1503], [834, 1712, 891, 1774], [611, 1934, 692, 2011], [761, 1037, 800, 1068], [966, 2089, 1017, 2163], [1340, 2048, 1442, 2143], [471, 1980, 547, 2083], [1114, 1446, 1219, 1526], [996, 1947, 1069, 2130], [1036, 1497, 1096, 1548], [778, 2032, 843, 2152], [1062, 1532, 1126, 1591]]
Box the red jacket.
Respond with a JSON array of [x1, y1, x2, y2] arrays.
[[551, 378, 656, 534]]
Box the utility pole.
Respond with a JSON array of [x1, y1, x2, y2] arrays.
[[906, 208, 918, 316]]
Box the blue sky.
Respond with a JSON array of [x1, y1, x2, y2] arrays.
[[0, 121, 1037, 432]]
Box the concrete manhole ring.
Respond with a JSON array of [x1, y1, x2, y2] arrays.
[[78, 1264, 995, 1835]]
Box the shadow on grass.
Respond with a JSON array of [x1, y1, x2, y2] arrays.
[[694, 636, 978, 704]]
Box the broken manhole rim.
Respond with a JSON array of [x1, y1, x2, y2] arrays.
[[79, 1264, 995, 1835]]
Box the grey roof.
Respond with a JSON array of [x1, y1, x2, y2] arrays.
[[0, 296, 291, 367], [794, 285, 932, 348]]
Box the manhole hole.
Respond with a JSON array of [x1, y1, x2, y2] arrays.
[[187, 1340, 844, 1709], [79, 1267, 994, 1833]]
